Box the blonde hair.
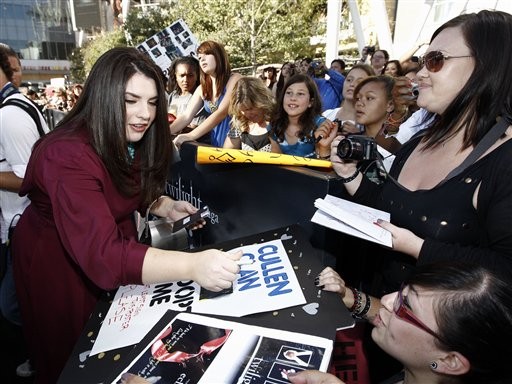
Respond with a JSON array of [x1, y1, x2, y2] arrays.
[[229, 76, 275, 132]]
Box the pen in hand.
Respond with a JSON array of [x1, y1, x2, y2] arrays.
[[315, 135, 323, 143], [237, 259, 255, 266]]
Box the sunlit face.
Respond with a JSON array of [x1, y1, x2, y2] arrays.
[[298, 60, 310, 74], [264, 68, 275, 80], [343, 68, 371, 101], [239, 104, 265, 124], [283, 82, 312, 118], [354, 81, 393, 127], [281, 64, 293, 77], [416, 26, 474, 114], [124, 73, 158, 143], [384, 62, 399, 76], [371, 51, 387, 70], [371, 286, 441, 367], [197, 53, 216, 75], [175, 63, 197, 94], [8, 55, 22, 88]]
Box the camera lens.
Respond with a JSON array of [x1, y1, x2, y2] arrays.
[[337, 137, 367, 161], [337, 139, 352, 158]]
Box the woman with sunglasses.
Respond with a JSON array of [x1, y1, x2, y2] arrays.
[[328, 10, 512, 382], [291, 262, 512, 384]]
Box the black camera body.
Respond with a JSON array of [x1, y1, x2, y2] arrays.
[[366, 45, 376, 55], [336, 135, 378, 161]]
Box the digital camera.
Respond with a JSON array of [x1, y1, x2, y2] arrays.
[[336, 135, 378, 161], [366, 45, 376, 55]]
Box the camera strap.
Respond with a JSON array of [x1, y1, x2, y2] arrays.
[[384, 114, 510, 190], [439, 115, 510, 186]]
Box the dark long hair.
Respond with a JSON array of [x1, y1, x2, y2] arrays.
[[275, 61, 296, 100], [35, 47, 171, 208], [0, 43, 15, 82], [407, 262, 512, 384], [421, 10, 512, 150], [197, 41, 231, 101], [270, 74, 322, 143], [167, 56, 200, 95]]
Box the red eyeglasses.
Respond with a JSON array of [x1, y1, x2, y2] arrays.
[[394, 284, 442, 339], [418, 50, 472, 73]]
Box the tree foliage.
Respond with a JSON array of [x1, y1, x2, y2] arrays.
[[72, 0, 364, 79], [82, 29, 127, 76], [123, 0, 327, 72]]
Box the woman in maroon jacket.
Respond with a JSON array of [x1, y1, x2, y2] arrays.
[[12, 47, 241, 383]]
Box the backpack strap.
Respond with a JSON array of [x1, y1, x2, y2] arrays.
[[0, 97, 46, 138]]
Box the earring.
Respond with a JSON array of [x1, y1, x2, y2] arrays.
[[430, 361, 438, 370]]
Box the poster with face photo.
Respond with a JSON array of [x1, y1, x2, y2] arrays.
[[136, 18, 199, 79]]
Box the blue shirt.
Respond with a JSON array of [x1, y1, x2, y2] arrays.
[[272, 116, 326, 158], [313, 69, 345, 112]]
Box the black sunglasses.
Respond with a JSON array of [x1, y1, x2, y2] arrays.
[[418, 50, 472, 73]]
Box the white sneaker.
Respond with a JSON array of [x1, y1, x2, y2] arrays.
[[16, 359, 35, 378]]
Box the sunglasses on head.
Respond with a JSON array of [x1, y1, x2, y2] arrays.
[[418, 50, 472, 72], [394, 283, 442, 340]]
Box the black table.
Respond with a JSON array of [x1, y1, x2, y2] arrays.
[[58, 224, 354, 383]]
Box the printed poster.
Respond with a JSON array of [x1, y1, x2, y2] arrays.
[[90, 239, 306, 356], [109, 312, 332, 384], [136, 19, 199, 79]]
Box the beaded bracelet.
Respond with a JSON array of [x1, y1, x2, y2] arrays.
[[348, 287, 361, 312], [353, 292, 371, 319], [316, 152, 331, 160], [339, 169, 360, 184]]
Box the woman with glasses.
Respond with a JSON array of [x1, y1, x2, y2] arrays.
[[292, 262, 512, 384], [327, 10, 512, 382]]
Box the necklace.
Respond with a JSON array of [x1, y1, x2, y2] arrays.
[[208, 100, 218, 113]]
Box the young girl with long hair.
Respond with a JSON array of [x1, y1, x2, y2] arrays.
[[269, 74, 336, 159], [170, 41, 242, 148]]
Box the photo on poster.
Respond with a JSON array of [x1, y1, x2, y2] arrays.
[[151, 48, 162, 59], [157, 29, 169, 39], [108, 312, 332, 384], [146, 37, 158, 49], [181, 38, 193, 50], [170, 21, 185, 35]]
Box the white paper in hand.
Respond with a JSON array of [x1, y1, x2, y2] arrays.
[[311, 194, 392, 247]]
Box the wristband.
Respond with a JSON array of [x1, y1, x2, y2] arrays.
[[353, 292, 371, 319], [339, 168, 360, 184], [348, 287, 361, 312]]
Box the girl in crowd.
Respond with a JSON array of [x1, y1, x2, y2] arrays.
[[167, 56, 209, 140], [262, 66, 278, 93], [292, 262, 512, 384], [269, 74, 336, 159], [382, 59, 404, 77], [223, 76, 275, 152], [170, 41, 242, 148], [273, 61, 295, 99], [351, 75, 402, 175], [12, 47, 242, 383], [329, 10, 512, 382], [323, 63, 375, 135]]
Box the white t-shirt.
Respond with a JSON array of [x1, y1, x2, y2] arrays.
[[0, 92, 49, 241], [393, 108, 431, 144]]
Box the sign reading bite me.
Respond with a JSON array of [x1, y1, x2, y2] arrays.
[[90, 239, 306, 355]]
